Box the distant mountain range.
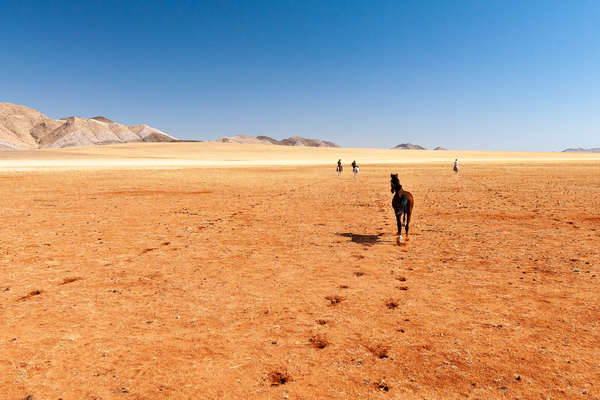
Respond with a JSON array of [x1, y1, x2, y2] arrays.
[[393, 143, 447, 150], [0, 102, 176, 150], [217, 134, 339, 147], [562, 147, 600, 153]]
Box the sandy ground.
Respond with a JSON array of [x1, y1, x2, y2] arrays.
[[1, 144, 600, 399]]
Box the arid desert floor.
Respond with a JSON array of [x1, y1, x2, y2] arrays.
[[1, 143, 600, 399]]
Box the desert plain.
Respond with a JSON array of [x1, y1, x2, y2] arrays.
[[1, 143, 600, 399]]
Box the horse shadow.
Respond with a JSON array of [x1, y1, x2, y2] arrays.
[[336, 232, 385, 246]]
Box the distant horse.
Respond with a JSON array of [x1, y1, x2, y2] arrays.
[[353, 165, 359, 179], [336, 163, 343, 175], [390, 174, 414, 236]]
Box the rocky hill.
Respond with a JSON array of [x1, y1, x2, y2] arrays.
[[217, 134, 271, 145], [393, 143, 427, 150], [562, 147, 600, 153], [0, 102, 176, 150], [217, 134, 339, 147]]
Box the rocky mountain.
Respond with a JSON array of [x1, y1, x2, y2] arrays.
[[217, 134, 271, 144], [562, 147, 600, 153], [217, 134, 339, 147], [434, 146, 448, 150], [256, 136, 282, 145], [0, 102, 176, 150], [393, 143, 427, 150], [278, 136, 339, 147]]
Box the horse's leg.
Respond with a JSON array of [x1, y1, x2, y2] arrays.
[[395, 211, 402, 235], [405, 209, 411, 235]]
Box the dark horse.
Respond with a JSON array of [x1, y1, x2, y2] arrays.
[[390, 174, 414, 235]]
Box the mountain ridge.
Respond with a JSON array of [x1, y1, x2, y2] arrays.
[[0, 102, 176, 150], [217, 134, 339, 147]]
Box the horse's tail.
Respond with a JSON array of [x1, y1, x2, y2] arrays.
[[399, 193, 409, 221]]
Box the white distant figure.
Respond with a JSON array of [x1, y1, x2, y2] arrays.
[[453, 158, 459, 174], [352, 160, 359, 179]]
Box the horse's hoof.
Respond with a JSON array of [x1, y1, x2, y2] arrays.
[[396, 236, 405, 246]]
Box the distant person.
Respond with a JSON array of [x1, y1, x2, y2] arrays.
[[453, 158, 459, 174], [352, 160, 359, 179], [336, 159, 343, 175]]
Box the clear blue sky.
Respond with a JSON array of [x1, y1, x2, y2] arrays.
[[1, 0, 598, 150]]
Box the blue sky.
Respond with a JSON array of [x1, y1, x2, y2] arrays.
[[1, 0, 598, 150]]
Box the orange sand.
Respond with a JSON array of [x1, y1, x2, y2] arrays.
[[1, 144, 599, 399]]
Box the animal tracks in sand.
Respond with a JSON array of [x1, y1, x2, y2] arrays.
[[309, 334, 330, 349], [325, 295, 344, 306], [385, 299, 400, 309], [365, 344, 391, 359], [269, 370, 291, 386]]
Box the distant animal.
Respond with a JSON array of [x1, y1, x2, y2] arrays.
[[390, 174, 414, 236], [336, 159, 343, 175], [453, 159, 459, 174], [353, 165, 359, 179]]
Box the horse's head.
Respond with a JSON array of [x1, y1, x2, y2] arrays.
[[390, 173, 402, 193]]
